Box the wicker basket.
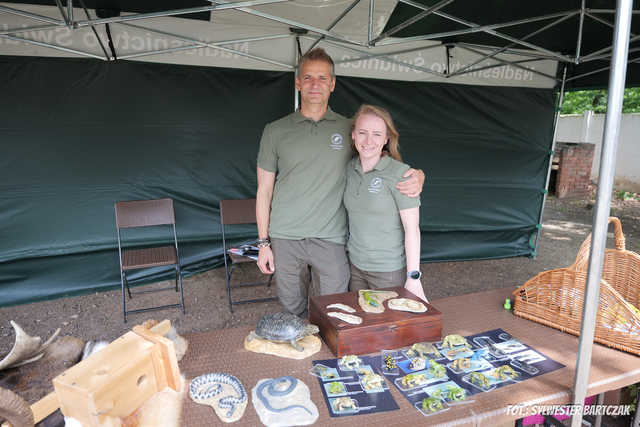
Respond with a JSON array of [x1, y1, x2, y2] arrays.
[[513, 217, 640, 356]]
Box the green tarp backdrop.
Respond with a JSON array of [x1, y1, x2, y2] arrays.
[[0, 55, 555, 306]]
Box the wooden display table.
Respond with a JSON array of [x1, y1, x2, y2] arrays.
[[180, 288, 640, 426]]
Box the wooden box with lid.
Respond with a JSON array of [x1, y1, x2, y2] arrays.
[[309, 287, 442, 357]]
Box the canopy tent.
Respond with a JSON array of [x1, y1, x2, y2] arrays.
[[0, 0, 565, 308], [383, 0, 640, 89], [0, 1, 636, 425], [0, 1, 634, 299]]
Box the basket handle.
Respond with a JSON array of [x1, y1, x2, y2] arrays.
[[609, 216, 626, 250], [572, 217, 626, 271]]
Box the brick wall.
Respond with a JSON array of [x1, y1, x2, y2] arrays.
[[555, 142, 595, 198]]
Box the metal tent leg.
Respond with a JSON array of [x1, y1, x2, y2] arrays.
[[570, 1, 633, 426]]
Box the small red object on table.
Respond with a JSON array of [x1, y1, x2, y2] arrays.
[[309, 286, 442, 357]]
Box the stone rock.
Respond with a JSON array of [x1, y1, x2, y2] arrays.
[[243, 334, 320, 360], [189, 373, 248, 424], [357, 290, 398, 313], [387, 298, 427, 313], [196, 382, 247, 423], [251, 377, 318, 427], [326, 312, 362, 325]]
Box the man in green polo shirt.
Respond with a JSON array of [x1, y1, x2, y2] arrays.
[[256, 48, 424, 316]]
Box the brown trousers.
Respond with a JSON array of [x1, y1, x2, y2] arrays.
[[348, 263, 406, 292], [271, 238, 349, 316]]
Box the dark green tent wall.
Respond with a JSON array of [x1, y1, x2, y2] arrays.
[[0, 55, 555, 306]]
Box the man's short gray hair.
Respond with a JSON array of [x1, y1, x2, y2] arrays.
[[296, 48, 335, 78]]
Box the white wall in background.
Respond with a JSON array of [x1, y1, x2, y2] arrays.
[[556, 112, 640, 191]]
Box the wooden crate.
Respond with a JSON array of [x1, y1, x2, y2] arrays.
[[52, 325, 180, 427], [309, 287, 442, 357]]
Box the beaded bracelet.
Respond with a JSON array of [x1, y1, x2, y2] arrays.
[[256, 238, 271, 248]]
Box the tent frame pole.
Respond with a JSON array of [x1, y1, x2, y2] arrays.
[[585, 11, 638, 38], [455, 44, 559, 81], [210, 0, 365, 47], [305, 0, 361, 53], [116, 23, 294, 68], [582, 47, 640, 63], [367, 0, 374, 44], [0, 5, 64, 25], [370, 0, 454, 45], [447, 57, 550, 77], [316, 36, 446, 77], [456, 42, 561, 60], [0, 23, 65, 35], [76, 0, 110, 60], [448, 13, 576, 78], [569, 0, 632, 426], [376, 10, 575, 47], [73, 0, 287, 27], [575, 0, 585, 63], [67, 0, 73, 28], [294, 35, 299, 112], [582, 33, 640, 61], [54, 0, 69, 26], [567, 56, 640, 82], [0, 33, 105, 59], [386, 1, 575, 62], [533, 65, 567, 257], [587, 8, 640, 14], [334, 43, 442, 65]]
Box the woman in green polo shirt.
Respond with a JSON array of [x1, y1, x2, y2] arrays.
[[344, 104, 428, 302]]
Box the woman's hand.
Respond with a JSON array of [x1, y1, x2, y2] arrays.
[[405, 278, 428, 303], [257, 246, 275, 274]]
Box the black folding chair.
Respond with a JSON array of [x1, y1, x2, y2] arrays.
[[114, 198, 185, 322], [220, 198, 275, 312]]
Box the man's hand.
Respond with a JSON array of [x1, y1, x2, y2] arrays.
[[257, 246, 275, 274], [396, 168, 425, 198]]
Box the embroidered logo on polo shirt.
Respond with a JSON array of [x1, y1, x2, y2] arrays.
[[329, 133, 344, 150], [368, 177, 382, 193]]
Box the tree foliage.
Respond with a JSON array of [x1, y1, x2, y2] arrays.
[[560, 87, 640, 114]]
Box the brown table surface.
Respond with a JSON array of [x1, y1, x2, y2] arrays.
[[180, 288, 640, 426]]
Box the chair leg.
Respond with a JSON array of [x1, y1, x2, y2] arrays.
[[174, 267, 179, 292], [225, 259, 234, 313], [120, 271, 128, 323], [123, 273, 132, 299], [177, 265, 185, 314]]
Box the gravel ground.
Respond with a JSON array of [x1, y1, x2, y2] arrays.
[[1, 191, 638, 356]]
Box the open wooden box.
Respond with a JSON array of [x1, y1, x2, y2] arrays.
[[309, 287, 442, 357], [52, 325, 180, 427]]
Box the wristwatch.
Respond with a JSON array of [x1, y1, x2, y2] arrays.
[[407, 270, 422, 280]]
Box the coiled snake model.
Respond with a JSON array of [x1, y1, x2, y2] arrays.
[[256, 376, 313, 415], [189, 373, 247, 418]]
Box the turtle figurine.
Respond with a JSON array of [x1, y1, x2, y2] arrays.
[[247, 312, 319, 352]]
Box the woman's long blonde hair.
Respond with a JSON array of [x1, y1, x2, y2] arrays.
[[351, 104, 402, 162]]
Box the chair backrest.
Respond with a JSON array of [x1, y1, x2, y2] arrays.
[[219, 199, 256, 225], [115, 198, 175, 229]]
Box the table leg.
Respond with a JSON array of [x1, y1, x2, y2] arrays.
[[593, 393, 604, 427], [633, 388, 640, 427]]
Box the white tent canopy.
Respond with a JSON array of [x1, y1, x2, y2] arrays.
[[0, 0, 558, 87]]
